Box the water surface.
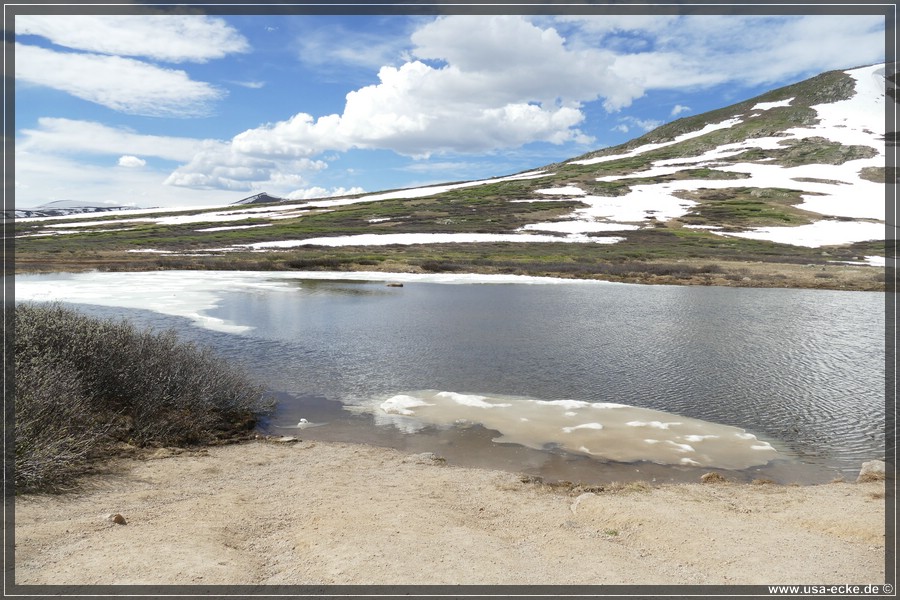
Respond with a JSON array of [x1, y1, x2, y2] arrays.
[[16, 272, 884, 484]]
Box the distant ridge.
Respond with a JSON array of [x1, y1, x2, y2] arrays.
[[233, 192, 285, 205], [10, 200, 134, 219]]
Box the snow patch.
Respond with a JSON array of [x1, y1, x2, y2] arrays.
[[238, 232, 625, 249], [752, 98, 794, 111]]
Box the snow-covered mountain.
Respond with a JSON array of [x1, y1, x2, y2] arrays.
[[539, 62, 892, 249], [11, 200, 137, 219], [14, 63, 894, 283]]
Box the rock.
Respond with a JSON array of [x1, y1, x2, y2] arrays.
[[107, 513, 127, 525], [701, 472, 726, 484], [402, 452, 446, 465], [269, 436, 299, 444], [147, 447, 182, 460], [857, 460, 886, 482]]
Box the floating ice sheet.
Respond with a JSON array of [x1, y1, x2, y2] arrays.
[[364, 390, 780, 469]]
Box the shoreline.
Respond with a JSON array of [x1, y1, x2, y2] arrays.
[[14, 439, 886, 586], [13, 258, 886, 292]]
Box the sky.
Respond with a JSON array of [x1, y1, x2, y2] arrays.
[[12, 8, 888, 210]]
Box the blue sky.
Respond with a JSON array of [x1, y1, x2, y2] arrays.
[[13, 10, 887, 209]]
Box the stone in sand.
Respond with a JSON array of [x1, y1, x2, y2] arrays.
[[108, 513, 127, 525], [403, 452, 446, 465], [856, 460, 885, 482], [701, 472, 726, 484], [270, 436, 300, 444]]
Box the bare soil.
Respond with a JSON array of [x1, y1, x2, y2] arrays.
[[14, 440, 886, 586]]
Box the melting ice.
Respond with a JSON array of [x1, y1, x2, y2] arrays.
[[366, 390, 779, 470]]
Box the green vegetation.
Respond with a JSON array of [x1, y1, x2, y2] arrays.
[[724, 137, 877, 167], [14, 303, 273, 493], [675, 187, 822, 228], [14, 191, 584, 255]]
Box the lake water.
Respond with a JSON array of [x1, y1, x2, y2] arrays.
[[16, 271, 885, 484]]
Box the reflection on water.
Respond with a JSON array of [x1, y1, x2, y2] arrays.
[[16, 272, 885, 484]]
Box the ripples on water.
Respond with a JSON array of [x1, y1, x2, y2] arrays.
[[22, 274, 884, 484], [206, 279, 885, 482]]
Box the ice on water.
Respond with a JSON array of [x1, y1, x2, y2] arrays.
[[371, 390, 778, 470]]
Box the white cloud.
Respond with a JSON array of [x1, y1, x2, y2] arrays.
[[166, 15, 624, 190], [163, 142, 327, 192], [671, 104, 691, 117], [15, 44, 226, 117], [285, 186, 366, 200], [16, 15, 249, 63], [295, 24, 410, 71], [410, 15, 639, 110], [17, 118, 211, 162], [228, 80, 266, 89], [616, 116, 662, 133], [117, 155, 146, 168], [14, 152, 232, 209], [16, 117, 331, 197], [553, 14, 883, 94]]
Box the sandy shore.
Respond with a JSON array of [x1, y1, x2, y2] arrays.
[[15, 439, 885, 586]]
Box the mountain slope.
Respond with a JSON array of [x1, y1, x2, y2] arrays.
[[14, 64, 892, 289]]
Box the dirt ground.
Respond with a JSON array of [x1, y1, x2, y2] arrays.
[[14, 439, 886, 587]]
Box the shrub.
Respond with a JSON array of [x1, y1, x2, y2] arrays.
[[14, 359, 102, 493], [14, 303, 273, 493]]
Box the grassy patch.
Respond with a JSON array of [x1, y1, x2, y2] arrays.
[[859, 166, 899, 184], [674, 187, 820, 228], [724, 137, 877, 167]]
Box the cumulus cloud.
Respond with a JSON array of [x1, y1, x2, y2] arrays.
[[166, 15, 626, 190], [285, 186, 366, 200], [163, 142, 327, 192], [16, 117, 333, 196], [16, 14, 249, 63], [671, 104, 691, 117], [117, 155, 146, 168], [410, 15, 641, 111], [15, 44, 226, 117]]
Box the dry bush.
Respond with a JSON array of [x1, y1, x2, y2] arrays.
[[14, 303, 273, 493]]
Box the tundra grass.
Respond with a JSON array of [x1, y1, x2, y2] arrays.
[[673, 187, 823, 228]]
